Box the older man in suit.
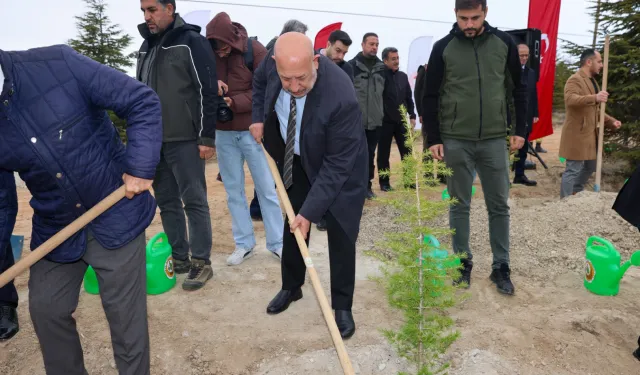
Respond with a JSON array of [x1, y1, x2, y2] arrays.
[[559, 48, 621, 198], [249, 32, 367, 339], [512, 43, 539, 186]]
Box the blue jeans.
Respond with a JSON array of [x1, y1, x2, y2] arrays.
[[215, 130, 283, 251]]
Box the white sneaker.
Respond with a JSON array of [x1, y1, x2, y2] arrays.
[[226, 248, 255, 266], [271, 248, 282, 261]]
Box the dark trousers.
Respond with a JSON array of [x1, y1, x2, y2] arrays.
[[153, 141, 212, 263], [513, 131, 530, 178], [28, 232, 149, 375], [365, 128, 381, 189], [377, 121, 410, 186], [281, 157, 356, 310], [0, 243, 18, 307]]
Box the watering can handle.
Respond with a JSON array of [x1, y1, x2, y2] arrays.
[[146, 232, 169, 254], [424, 234, 440, 248], [586, 236, 615, 250]]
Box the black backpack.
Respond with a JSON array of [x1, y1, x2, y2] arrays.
[[243, 36, 259, 72]]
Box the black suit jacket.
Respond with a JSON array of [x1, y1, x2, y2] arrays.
[[508, 65, 539, 133], [257, 55, 368, 243]]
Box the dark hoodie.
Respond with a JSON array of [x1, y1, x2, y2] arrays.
[[206, 12, 267, 131]]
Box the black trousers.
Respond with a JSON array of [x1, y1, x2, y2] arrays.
[[365, 128, 381, 189], [282, 156, 356, 310], [0, 243, 18, 307], [513, 130, 530, 178], [377, 121, 411, 186]]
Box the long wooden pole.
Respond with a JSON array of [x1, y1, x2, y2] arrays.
[[0, 186, 127, 288], [594, 34, 610, 193], [592, 0, 602, 49], [261, 145, 355, 375]]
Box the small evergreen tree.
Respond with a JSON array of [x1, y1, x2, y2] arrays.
[[370, 105, 462, 375], [68, 0, 133, 141]]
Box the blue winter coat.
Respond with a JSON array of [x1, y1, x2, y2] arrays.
[[0, 45, 163, 263]]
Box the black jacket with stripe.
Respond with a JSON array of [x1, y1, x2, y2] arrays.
[[136, 14, 218, 146]]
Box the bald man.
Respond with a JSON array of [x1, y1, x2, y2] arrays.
[[249, 33, 367, 339]]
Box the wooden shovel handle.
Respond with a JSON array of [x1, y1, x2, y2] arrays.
[[0, 185, 127, 289], [261, 145, 355, 375]]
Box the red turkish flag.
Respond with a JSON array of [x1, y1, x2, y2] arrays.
[[314, 22, 342, 50], [527, 0, 562, 141]]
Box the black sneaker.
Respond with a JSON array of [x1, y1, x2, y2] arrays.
[[173, 258, 191, 274], [453, 259, 473, 288], [182, 259, 213, 291], [380, 184, 393, 192], [634, 337, 640, 361], [490, 264, 515, 295], [535, 145, 548, 153], [0, 305, 19, 341]]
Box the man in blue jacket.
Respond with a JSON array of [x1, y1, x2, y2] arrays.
[[0, 44, 162, 375]]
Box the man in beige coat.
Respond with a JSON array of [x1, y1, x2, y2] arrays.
[[559, 48, 621, 198]]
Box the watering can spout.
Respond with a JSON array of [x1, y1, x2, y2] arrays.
[[615, 251, 640, 284]]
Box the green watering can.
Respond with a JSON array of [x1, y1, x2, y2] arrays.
[[420, 235, 461, 296], [442, 186, 476, 201], [146, 232, 176, 295], [584, 236, 640, 296], [83, 232, 176, 295]]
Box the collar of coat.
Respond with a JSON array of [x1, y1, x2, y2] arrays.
[[577, 69, 599, 94]]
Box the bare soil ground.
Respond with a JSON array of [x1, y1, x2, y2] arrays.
[[2, 123, 639, 375]]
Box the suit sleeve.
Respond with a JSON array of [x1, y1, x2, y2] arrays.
[[564, 77, 597, 107], [188, 34, 218, 147], [532, 79, 539, 118], [62, 46, 162, 180], [414, 67, 425, 117], [0, 170, 18, 261], [230, 41, 268, 115], [404, 73, 416, 119], [298, 99, 363, 223], [252, 48, 272, 124], [504, 34, 527, 138], [422, 39, 446, 147]]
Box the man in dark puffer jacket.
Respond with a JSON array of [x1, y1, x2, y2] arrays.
[[0, 44, 162, 374]]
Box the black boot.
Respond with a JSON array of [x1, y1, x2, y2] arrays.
[[453, 259, 473, 288], [0, 305, 19, 341], [173, 258, 191, 274], [335, 310, 355, 339], [634, 336, 640, 361], [266, 288, 303, 314], [490, 264, 515, 295], [513, 175, 537, 186]]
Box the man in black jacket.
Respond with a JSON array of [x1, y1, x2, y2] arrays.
[[319, 30, 355, 82], [138, 0, 217, 290], [249, 32, 367, 339], [378, 47, 416, 191]]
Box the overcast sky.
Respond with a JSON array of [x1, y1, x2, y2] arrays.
[[1, 0, 595, 76]]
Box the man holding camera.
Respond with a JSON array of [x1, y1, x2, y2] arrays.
[[137, 0, 218, 290], [206, 12, 284, 266]]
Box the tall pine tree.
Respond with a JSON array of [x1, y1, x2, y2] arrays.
[[562, 0, 640, 171], [68, 0, 133, 140]]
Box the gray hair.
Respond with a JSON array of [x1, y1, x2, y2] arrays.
[[280, 20, 308, 35], [382, 47, 398, 61]]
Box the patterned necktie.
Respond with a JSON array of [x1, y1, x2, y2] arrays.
[[283, 95, 297, 189]]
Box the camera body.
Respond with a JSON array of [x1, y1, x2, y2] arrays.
[[217, 96, 233, 123]]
